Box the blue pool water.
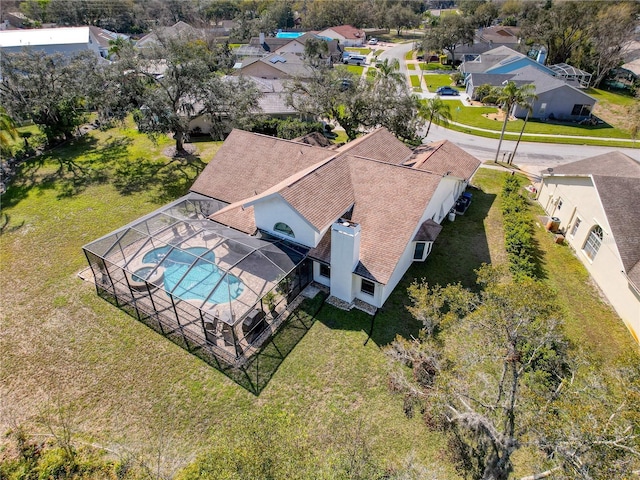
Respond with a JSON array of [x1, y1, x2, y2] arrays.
[[275, 31, 304, 38], [141, 246, 244, 303]]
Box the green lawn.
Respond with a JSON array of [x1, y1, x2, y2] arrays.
[[423, 73, 455, 90], [409, 75, 421, 87], [1, 124, 637, 477], [344, 47, 371, 55], [335, 63, 365, 76], [404, 50, 413, 60], [407, 63, 416, 71], [420, 62, 453, 71]]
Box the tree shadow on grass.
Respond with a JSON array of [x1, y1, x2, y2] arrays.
[[112, 150, 207, 203]]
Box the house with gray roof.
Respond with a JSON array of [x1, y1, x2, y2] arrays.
[[233, 52, 313, 79], [538, 152, 640, 344], [83, 127, 480, 366], [466, 65, 597, 121]]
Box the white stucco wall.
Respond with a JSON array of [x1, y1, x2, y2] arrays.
[[539, 175, 640, 342], [252, 195, 321, 247]]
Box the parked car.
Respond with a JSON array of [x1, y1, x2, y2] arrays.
[[344, 54, 366, 66], [436, 86, 459, 96], [368, 38, 378, 45]]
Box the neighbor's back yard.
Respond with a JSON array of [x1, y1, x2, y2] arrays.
[[1, 122, 638, 478]]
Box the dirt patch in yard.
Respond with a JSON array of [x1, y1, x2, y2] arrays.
[[593, 102, 636, 130], [483, 110, 515, 122]]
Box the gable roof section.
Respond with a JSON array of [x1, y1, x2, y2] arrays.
[[347, 157, 441, 284], [190, 129, 334, 203], [236, 52, 313, 78], [336, 128, 413, 165], [548, 151, 640, 286], [406, 140, 481, 180], [320, 25, 364, 40], [249, 36, 293, 52], [278, 155, 355, 231]]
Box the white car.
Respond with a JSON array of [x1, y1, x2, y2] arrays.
[[368, 38, 378, 45]]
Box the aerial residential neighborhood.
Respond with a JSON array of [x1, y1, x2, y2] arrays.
[[1, 1, 639, 478]]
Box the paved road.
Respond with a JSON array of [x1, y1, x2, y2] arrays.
[[377, 42, 640, 177]]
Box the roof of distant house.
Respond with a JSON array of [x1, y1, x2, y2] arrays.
[[234, 52, 313, 78], [88, 26, 129, 49], [0, 26, 90, 48], [319, 25, 365, 40], [549, 152, 640, 287]]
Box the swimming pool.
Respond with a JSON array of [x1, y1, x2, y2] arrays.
[[275, 31, 304, 39], [140, 246, 244, 304]]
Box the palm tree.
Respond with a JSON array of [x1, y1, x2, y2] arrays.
[[492, 81, 537, 163], [371, 58, 405, 89], [0, 107, 18, 152], [419, 95, 452, 139]]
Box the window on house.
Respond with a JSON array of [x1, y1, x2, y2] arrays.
[[571, 104, 592, 116], [274, 222, 295, 238], [570, 218, 581, 237], [583, 225, 603, 260], [361, 279, 375, 296], [413, 242, 426, 260], [319, 264, 330, 278]]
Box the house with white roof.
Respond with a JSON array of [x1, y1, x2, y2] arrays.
[[538, 152, 640, 344], [0, 26, 102, 57], [83, 128, 480, 366]]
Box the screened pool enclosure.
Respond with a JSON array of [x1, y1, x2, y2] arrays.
[[83, 193, 312, 367]]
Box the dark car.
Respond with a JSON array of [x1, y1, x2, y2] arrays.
[[436, 86, 459, 96]]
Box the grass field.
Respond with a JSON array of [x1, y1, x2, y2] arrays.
[[1, 124, 637, 477], [423, 73, 455, 90]]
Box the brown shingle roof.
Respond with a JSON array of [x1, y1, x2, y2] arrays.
[[321, 25, 365, 40], [346, 157, 441, 283], [190, 129, 334, 203], [279, 155, 355, 231], [407, 140, 481, 180], [209, 205, 256, 234], [337, 128, 413, 165], [194, 127, 475, 285]]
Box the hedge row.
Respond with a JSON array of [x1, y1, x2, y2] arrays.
[[501, 174, 537, 280]]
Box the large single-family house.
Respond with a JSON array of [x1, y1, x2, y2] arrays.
[[83, 128, 480, 366], [538, 152, 640, 344], [88, 26, 130, 59], [317, 25, 366, 47], [0, 26, 102, 58]]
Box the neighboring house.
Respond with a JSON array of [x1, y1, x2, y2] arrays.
[[0, 26, 102, 57], [233, 52, 313, 79], [538, 152, 640, 344], [466, 65, 597, 121], [461, 46, 558, 79], [241, 32, 343, 63], [83, 127, 479, 365], [135, 21, 199, 48], [187, 76, 303, 134], [317, 25, 366, 47], [454, 25, 524, 62], [88, 25, 130, 59]]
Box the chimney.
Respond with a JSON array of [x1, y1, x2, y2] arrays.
[[259, 32, 265, 45], [329, 219, 361, 303]]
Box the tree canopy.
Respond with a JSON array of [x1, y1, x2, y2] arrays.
[[0, 50, 98, 145], [114, 32, 261, 152]]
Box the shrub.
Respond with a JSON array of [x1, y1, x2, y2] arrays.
[[501, 175, 537, 279]]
